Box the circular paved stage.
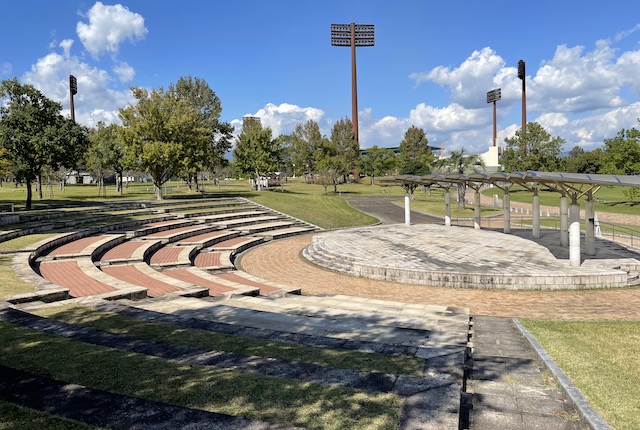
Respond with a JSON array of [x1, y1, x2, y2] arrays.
[[302, 224, 635, 290]]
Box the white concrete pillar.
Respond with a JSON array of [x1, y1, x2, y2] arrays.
[[585, 192, 595, 256], [569, 199, 581, 267], [474, 190, 481, 230], [444, 189, 451, 227], [503, 191, 511, 234], [560, 195, 568, 247], [532, 192, 540, 239], [404, 191, 411, 226]]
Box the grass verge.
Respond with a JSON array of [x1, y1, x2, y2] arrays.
[[33, 304, 422, 376], [521, 319, 640, 430], [0, 321, 402, 430], [0, 255, 36, 299], [0, 400, 103, 430]]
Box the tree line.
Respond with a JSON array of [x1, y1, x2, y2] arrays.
[[1, 75, 639, 210]]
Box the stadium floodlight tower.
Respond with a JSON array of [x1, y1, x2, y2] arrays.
[[331, 22, 374, 147], [517, 60, 526, 134], [486, 88, 501, 147], [69, 75, 78, 122]]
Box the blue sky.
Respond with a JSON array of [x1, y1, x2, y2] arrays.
[[2, 1, 640, 155]]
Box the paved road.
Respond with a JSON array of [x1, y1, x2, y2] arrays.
[[347, 196, 441, 224]]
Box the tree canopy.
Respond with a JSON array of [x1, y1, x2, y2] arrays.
[[501, 122, 564, 172], [398, 126, 434, 175], [0, 78, 89, 209], [118, 85, 210, 200], [232, 120, 283, 190]]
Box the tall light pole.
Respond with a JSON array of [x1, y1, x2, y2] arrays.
[[331, 22, 374, 147], [517, 60, 526, 135], [486, 88, 501, 147], [69, 75, 78, 123]]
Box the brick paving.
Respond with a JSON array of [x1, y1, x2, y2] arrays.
[[38, 260, 117, 297], [101, 265, 181, 297], [163, 268, 235, 295], [100, 240, 143, 261], [215, 272, 281, 295], [193, 251, 222, 267], [238, 234, 640, 320], [45, 235, 112, 256]]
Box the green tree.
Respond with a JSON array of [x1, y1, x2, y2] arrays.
[[600, 126, 640, 176], [435, 148, 484, 209], [118, 86, 209, 200], [173, 76, 232, 191], [233, 121, 283, 190], [330, 117, 359, 183], [361, 146, 397, 184], [501, 122, 564, 172], [85, 122, 126, 194], [291, 120, 331, 180], [0, 78, 89, 209], [398, 126, 434, 175], [564, 146, 603, 174]]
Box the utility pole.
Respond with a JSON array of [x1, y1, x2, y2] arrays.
[[331, 23, 374, 147]]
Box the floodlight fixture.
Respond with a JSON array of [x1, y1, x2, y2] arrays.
[[69, 75, 78, 122], [486, 88, 501, 147]]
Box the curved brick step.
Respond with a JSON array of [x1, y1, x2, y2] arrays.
[[148, 244, 198, 268], [162, 267, 259, 296], [101, 263, 206, 298], [100, 239, 163, 264]]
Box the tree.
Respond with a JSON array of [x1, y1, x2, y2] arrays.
[[600, 126, 640, 176], [118, 86, 209, 200], [361, 146, 397, 184], [172, 76, 232, 191], [398, 126, 434, 175], [233, 121, 283, 190], [0, 78, 89, 209], [291, 120, 331, 180], [501, 122, 564, 172], [330, 118, 359, 182], [564, 146, 603, 174], [85, 122, 127, 194], [435, 148, 484, 209]]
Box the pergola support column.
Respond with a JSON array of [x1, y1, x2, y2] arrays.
[[474, 189, 481, 230], [569, 197, 581, 267], [560, 195, 568, 247], [503, 190, 511, 234], [585, 191, 595, 256], [404, 191, 411, 226], [532, 190, 540, 239], [444, 188, 451, 227]]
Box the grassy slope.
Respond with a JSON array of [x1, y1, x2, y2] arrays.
[[521, 320, 640, 430]]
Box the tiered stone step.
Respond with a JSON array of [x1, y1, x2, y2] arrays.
[[256, 225, 317, 241], [174, 229, 240, 248], [208, 236, 265, 254], [193, 250, 234, 270], [100, 239, 163, 264], [116, 219, 197, 239], [162, 267, 259, 296], [133, 296, 436, 347], [140, 224, 220, 244], [101, 263, 207, 298], [211, 215, 282, 229], [234, 220, 299, 235], [302, 239, 356, 273], [211, 271, 301, 295], [40, 234, 126, 260], [38, 258, 146, 300], [192, 210, 270, 223], [149, 244, 198, 268]]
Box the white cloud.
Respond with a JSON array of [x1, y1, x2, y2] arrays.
[[77, 2, 148, 59], [22, 44, 135, 127], [410, 47, 505, 109], [231, 103, 326, 137], [113, 62, 135, 82], [59, 39, 74, 59]]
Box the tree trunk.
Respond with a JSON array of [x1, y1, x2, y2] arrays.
[[154, 184, 163, 200], [37, 175, 43, 199], [26, 178, 33, 210], [118, 171, 124, 194], [370, 174, 374, 185], [457, 183, 466, 209]]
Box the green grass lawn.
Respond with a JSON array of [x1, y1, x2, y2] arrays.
[[483, 185, 640, 216], [521, 320, 640, 430], [0, 321, 402, 430], [396, 188, 503, 219]]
